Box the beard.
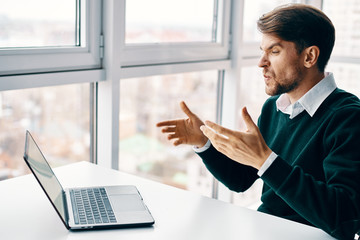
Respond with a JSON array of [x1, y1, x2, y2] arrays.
[[267, 79, 299, 96], [264, 66, 304, 96]]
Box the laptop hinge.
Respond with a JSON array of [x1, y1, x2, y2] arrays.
[[62, 190, 71, 229]]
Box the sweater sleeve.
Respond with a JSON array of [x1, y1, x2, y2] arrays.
[[261, 107, 360, 239], [197, 144, 259, 192]]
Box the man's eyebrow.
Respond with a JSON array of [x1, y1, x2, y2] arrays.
[[260, 42, 283, 51]]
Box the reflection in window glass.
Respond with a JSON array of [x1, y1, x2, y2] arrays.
[[125, 0, 218, 44], [328, 62, 360, 98], [119, 71, 217, 197], [234, 66, 269, 208], [0, 0, 76, 48], [323, 0, 360, 57], [243, 0, 297, 42], [0, 84, 90, 181]]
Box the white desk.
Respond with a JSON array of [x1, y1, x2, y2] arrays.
[[0, 161, 335, 240]]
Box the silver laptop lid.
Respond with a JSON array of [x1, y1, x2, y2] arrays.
[[23, 131, 68, 228]]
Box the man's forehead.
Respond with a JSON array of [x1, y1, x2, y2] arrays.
[[260, 34, 292, 50]]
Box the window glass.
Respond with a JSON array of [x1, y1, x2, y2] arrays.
[[0, 0, 77, 48], [243, 0, 297, 42], [125, 0, 220, 44], [0, 84, 90, 180], [323, 0, 360, 57], [119, 71, 218, 197]]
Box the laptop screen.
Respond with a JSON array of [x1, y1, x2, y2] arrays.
[[24, 131, 67, 224]]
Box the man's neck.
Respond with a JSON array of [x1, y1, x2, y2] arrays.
[[287, 71, 325, 104]]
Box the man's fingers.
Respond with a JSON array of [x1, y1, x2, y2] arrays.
[[242, 107, 257, 131], [156, 120, 178, 127], [167, 133, 178, 140], [161, 126, 176, 133], [180, 101, 196, 119], [173, 139, 183, 146]]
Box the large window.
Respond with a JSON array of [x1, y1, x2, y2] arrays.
[[119, 0, 230, 68], [0, 0, 77, 48], [119, 71, 218, 196], [94, 0, 231, 199], [0, 0, 101, 181], [0, 84, 90, 180], [0, 0, 101, 76], [126, 0, 218, 44]]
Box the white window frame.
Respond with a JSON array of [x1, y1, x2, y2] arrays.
[[98, 0, 233, 171], [0, 0, 102, 76], [116, 0, 232, 78]]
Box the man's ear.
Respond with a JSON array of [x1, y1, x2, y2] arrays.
[[303, 46, 320, 69]]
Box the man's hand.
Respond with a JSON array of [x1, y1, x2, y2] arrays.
[[156, 101, 208, 148], [200, 107, 272, 170]]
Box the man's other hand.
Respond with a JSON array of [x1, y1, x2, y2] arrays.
[[156, 101, 208, 148]]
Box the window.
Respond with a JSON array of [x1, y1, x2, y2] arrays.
[[126, 0, 218, 44], [0, 0, 102, 182], [0, 83, 91, 180], [0, 0, 77, 48], [0, 0, 101, 76], [119, 71, 218, 196], [119, 0, 230, 68]]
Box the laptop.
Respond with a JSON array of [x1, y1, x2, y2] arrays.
[[23, 130, 155, 230]]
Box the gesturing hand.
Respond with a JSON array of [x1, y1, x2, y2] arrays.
[[200, 107, 272, 170], [156, 101, 208, 148]]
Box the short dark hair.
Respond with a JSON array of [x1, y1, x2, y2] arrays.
[[257, 4, 335, 72]]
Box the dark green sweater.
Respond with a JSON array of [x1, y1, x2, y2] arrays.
[[197, 88, 360, 239]]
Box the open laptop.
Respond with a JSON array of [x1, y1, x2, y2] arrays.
[[23, 130, 154, 230]]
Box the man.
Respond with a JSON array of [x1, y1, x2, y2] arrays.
[[157, 4, 360, 239]]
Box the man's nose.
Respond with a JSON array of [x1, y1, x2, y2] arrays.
[[258, 53, 269, 68]]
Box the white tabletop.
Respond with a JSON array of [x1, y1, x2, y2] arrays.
[[0, 161, 335, 240]]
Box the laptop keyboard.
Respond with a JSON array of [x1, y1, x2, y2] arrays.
[[70, 188, 117, 225]]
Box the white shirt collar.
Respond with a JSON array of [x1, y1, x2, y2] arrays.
[[276, 72, 337, 119]]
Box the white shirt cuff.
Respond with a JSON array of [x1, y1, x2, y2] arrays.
[[193, 139, 211, 153], [257, 152, 278, 177]]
